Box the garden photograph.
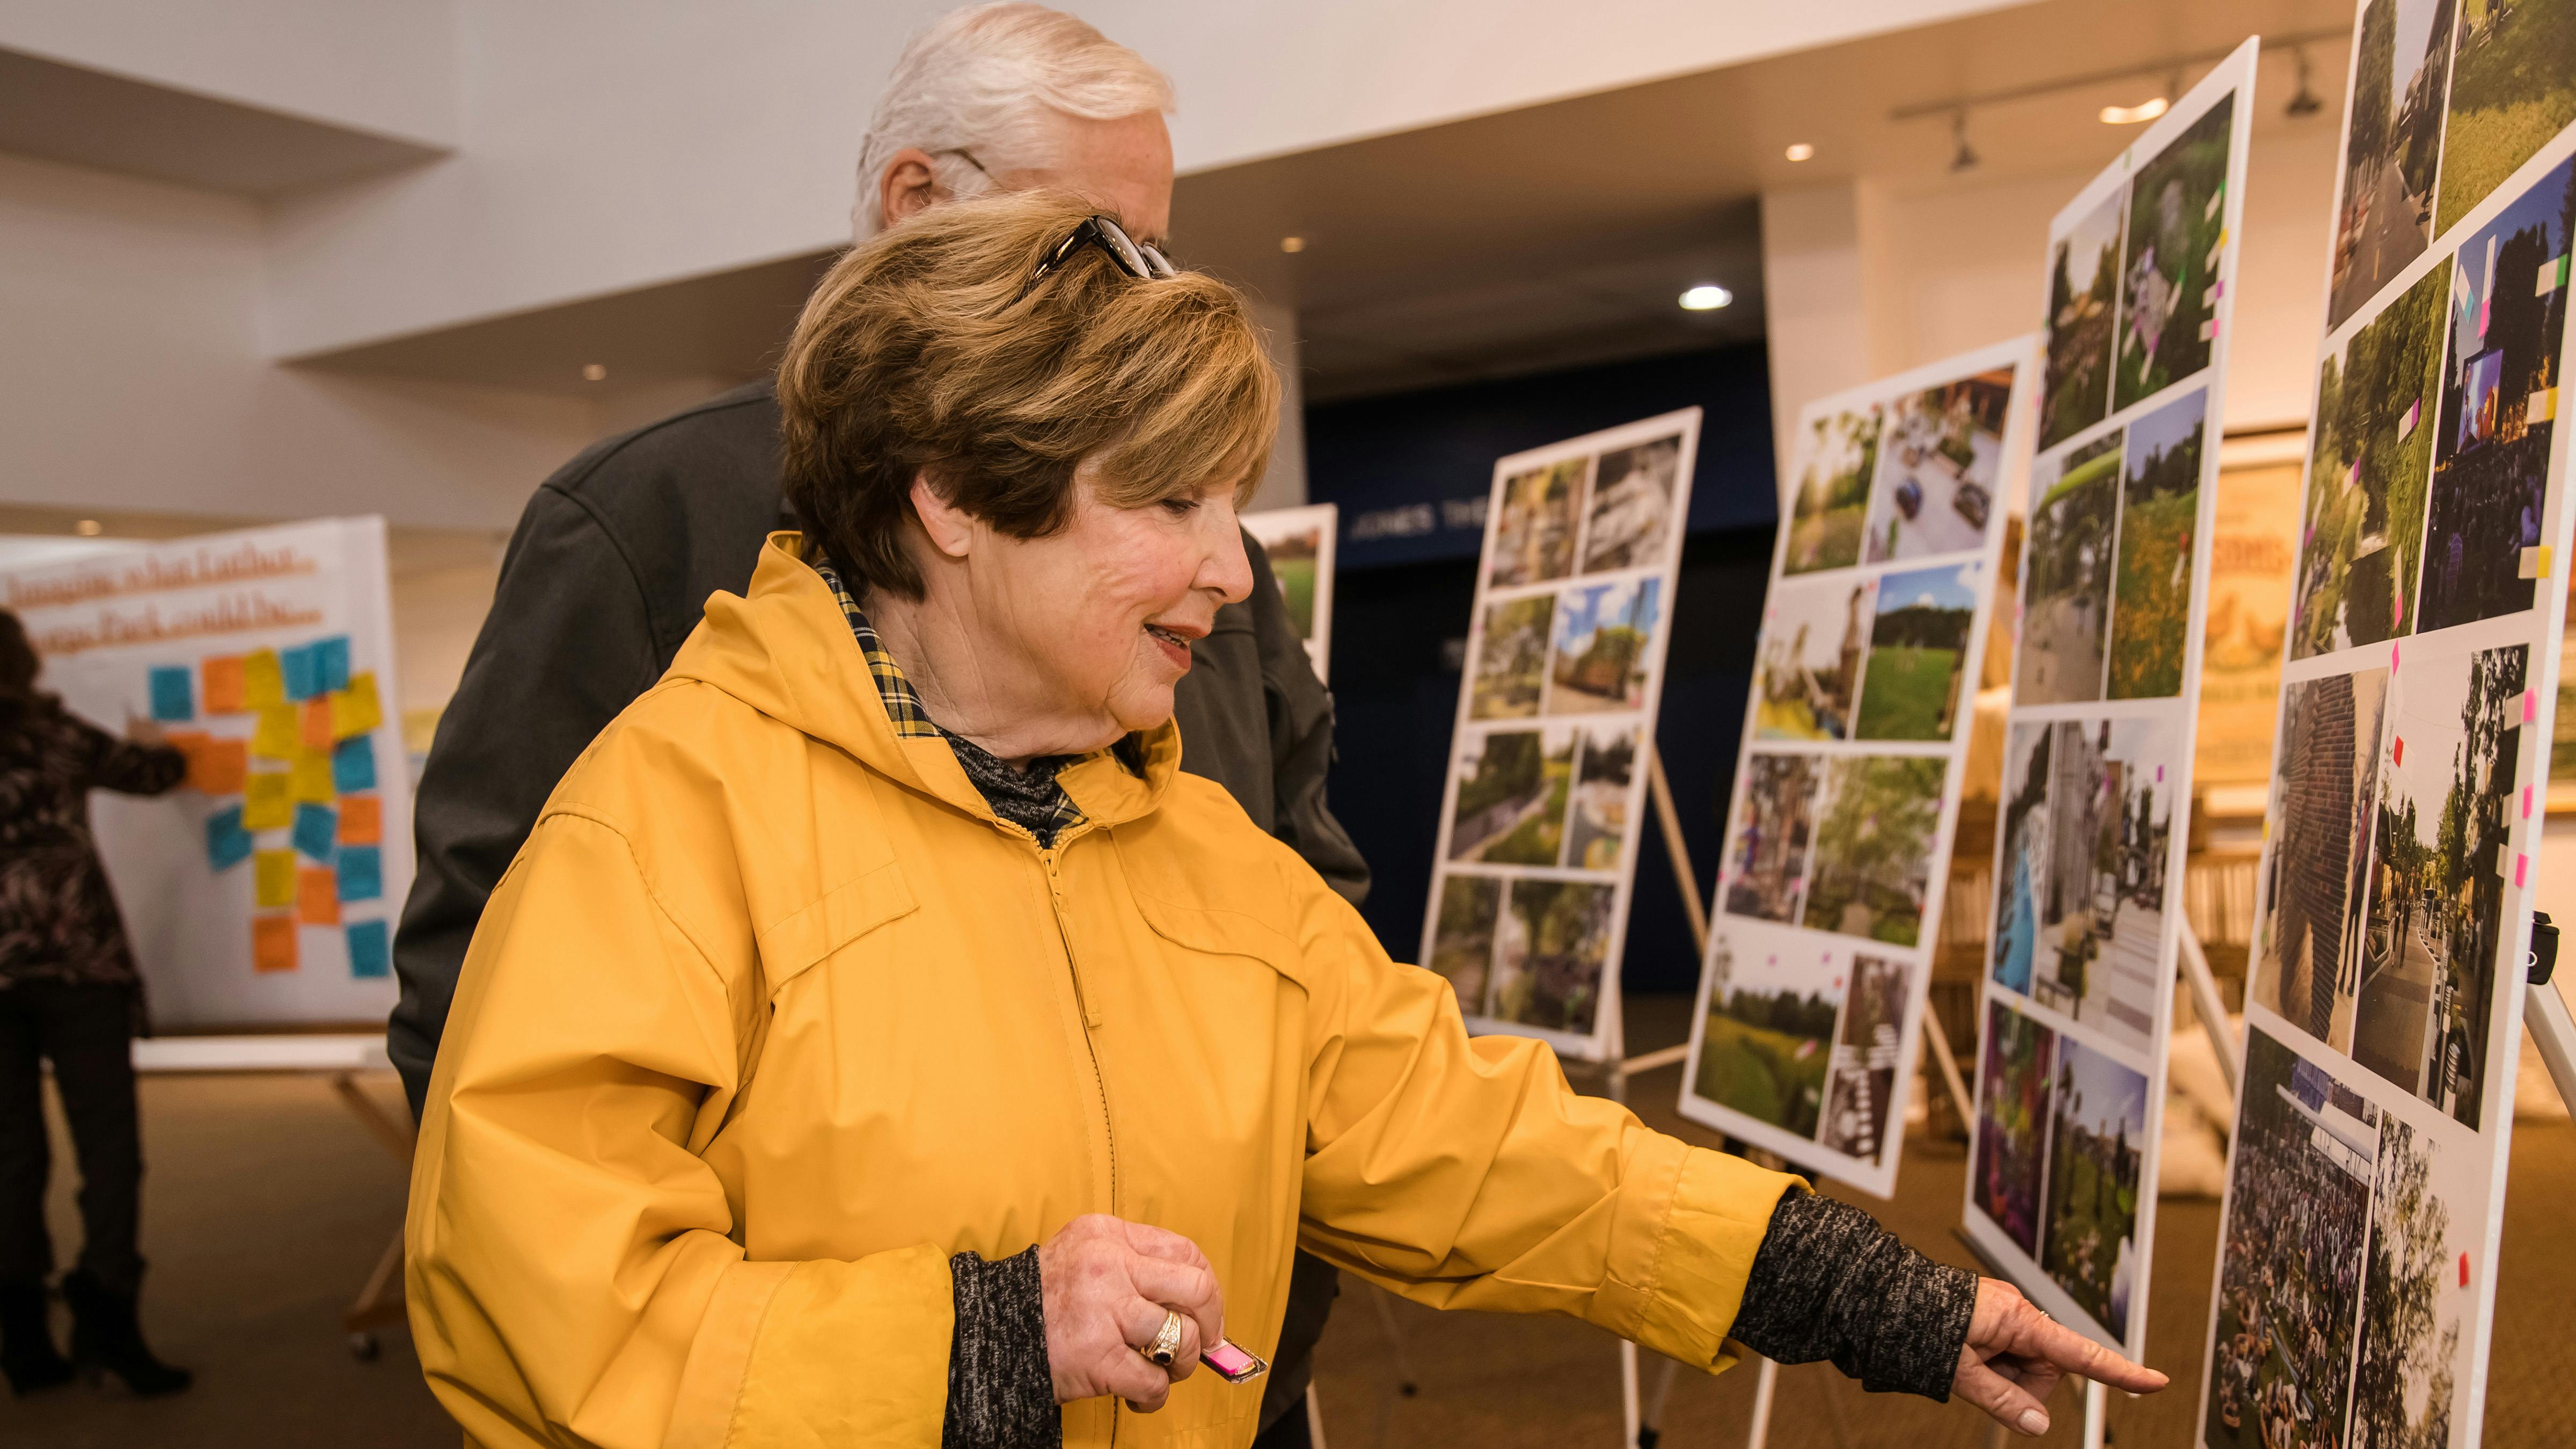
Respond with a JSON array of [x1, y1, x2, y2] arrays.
[[2249, 669, 2388, 1052], [1724, 753, 1818, 923], [1562, 724, 1636, 871], [1783, 406, 1882, 574], [1862, 368, 2011, 562], [2328, 0, 2457, 327], [2041, 190, 2124, 449], [2107, 385, 2207, 699], [2038, 1038, 2150, 1341], [1754, 575, 1871, 741], [1426, 872, 1502, 1015], [2436, 0, 2576, 235], [1547, 576, 1663, 713], [1972, 1000, 2055, 1256], [2016, 431, 2122, 703], [2294, 262, 2449, 658], [1855, 560, 1978, 740], [2115, 95, 2234, 409], [1488, 456, 1586, 587], [1489, 878, 1615, 1035], [1580, 433, 1684, 572], [1446, 723, 1575, 866], [2353, 1114, 2471, 1449], [1467, 592, 1553, 719], [1799, 753, 1944, 946], [1819, 953, 1911, 1162], [1690, 931, 1846, 1140]]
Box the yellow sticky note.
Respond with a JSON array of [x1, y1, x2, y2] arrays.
[[331, 672, 384, 741], [251, 705, 299, 760], [243, 649, 285, 710], [289, 747, 335, 804], [244, 772, 292, 830], [254, 849, 297, 909]]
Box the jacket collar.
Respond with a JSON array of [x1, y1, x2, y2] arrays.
[[668, 533, 1180, 835]]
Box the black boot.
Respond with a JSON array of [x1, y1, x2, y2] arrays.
[[0, 1281, 72, 1395], [61, 1270, 189, 1397]]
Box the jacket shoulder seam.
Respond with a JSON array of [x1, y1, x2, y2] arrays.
[[532, 804, 726, 986]]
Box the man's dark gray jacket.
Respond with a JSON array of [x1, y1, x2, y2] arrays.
[[386, 380, 1362, 1429]]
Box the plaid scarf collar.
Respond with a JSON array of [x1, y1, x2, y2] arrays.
[[809, 556, 1086, 846]]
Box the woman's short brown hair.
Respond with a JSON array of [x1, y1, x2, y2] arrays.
[[777, 190, 1280, 598]]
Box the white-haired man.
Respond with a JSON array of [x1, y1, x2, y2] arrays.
[[389, 8, 1358, 1443]]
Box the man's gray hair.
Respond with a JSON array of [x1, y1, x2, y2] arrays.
[[853, 4, 1173, 238]]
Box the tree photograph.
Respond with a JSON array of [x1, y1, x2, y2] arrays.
[[1784, 407, 1884, 574], [2016, 430, 2123, 703], [2107, 385, 2208, 698], [1691, 932, 1848, 1140], [2329, 0, 2458, 327], [1800, 754, 1945, 946], [2116, 96, 2235, 408], [2041, 191, 2125, 449]]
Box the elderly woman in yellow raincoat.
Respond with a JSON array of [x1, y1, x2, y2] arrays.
[[404, 192, 2162, 1449]]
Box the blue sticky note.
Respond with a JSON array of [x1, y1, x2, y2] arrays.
[[291, 802, 337, 862], [281, 644, 320, 702], [149, 666, 193, 722], [336, 845, 382, 902], [314, 636, 352, 694], [345, 920, 390, 979], [332, 735, 376, 794], [204, 805, 252, 872]]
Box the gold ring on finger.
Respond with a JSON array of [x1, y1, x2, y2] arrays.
[[1145, 1309, 1184, 1367]]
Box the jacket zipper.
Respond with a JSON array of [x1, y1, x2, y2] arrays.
[[1039, 838, 1122, 1445]]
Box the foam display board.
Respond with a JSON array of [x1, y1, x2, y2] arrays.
[[1963, 40, 2258, 1363], [2199, 6, 2576, 1444], [1241, 502, 1340, 683], [0, 518, 412, 1028], [1420, 410, 1700, 1061]]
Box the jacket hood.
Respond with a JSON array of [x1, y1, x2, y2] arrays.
[[665, 533, 1182, 833]]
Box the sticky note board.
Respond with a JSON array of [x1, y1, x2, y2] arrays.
[[1676, 335, 2035, 1203], [1963, 43, 2256, 1370], [252, 915, 297, 974], [183, 736, 247, 795], [331, 672, 383, 740], [296, 867, 340, 926], [2197, 13, 2576, 1446], [253, 849, 297, 909], [243, 649, 284, 710], [1416, 408, 1703, 1064], [337, 794, 382, 846], [336, 846, 382, 903], [291, 802, 336, 862], [204, 806, 252, 872], [148, 666, 192, 722], [243, 773, 291, 830], [201, 656, 247, 715], [332, 735, 376, 794], [345, 920, 390, 979], [250, 706, 298, 760]]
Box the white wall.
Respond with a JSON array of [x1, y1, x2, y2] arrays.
[[0, 150, 595, 531]]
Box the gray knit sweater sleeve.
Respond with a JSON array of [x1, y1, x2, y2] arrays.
[[1729, 1189, 1980, 1399], [943, 1248, 1059, 1448]]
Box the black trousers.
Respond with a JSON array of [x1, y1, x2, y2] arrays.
[[0, 980, 143, 1294]]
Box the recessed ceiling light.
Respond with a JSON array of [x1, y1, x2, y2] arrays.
[[581, 363, 608, 382], [73, 519, 102, 536], [1679, 284, 1733, 312], [1784, 143, 1816, 162], [2101, 97, 2169, 125], [1279, 236, 1306, 253]]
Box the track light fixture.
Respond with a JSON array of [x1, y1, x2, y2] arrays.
[[2288, 46, 2324, 117], [1950, 109, 1979, 174]]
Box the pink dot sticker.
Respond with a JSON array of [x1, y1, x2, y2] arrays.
[[2525, 689, 2539, 724], [2527, 785, 2537, 819], [2516, 853, 2530, 888], [2461, 1252, 2472, 1288], [2392, 642, 2402, 670]]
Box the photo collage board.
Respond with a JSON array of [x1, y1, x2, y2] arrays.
[[1676, 336, 2034, 1197], [1421, 409, 1701, 1060], [1241, 502, 1339, 683], [1965, 41, 2257, 1363], [2200, 6, 2576, 1446]]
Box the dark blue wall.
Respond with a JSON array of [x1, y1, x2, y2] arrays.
[[1306, 342, 1779, 997]]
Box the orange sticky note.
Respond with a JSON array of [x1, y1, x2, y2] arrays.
[[201, 656, 247, 715], [252, 914, 298, 974], [330, 672, 384, 741], [244, 772, 291, 830], [243, 650, 285, 711], [288, 747, 334, 804], [166, 728, 209, 757], [251, 705, 298, 760], [300, 698, 334, 749], [337, 794, 383, 846], [183, 736, 247, 795], [254, 849, 297, 909], [296, 867, 340, 926]]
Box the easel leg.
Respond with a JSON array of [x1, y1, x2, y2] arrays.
[[2083, 1377, 2109, 1446], [1922, 1011, 1975, 1129], [1636, 1354, 1680, 1448], [2177, 922, 2240, 1097], [1305, 1382, 1327, 1449], [1744, 1357, 1779, 1449], [1646, 744, 1710, 957], [1622, 1340, 1642, 1448], [1367, 1284, 1418, 1397], [2527, 977, 2576, 1110]]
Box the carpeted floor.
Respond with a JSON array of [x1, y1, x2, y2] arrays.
[[6, 1000, 2570, 1447]]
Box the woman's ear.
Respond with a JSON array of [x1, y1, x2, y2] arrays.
[[909, 473, 977, 561]]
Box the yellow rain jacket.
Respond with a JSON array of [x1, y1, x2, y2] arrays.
[[407, 537, 1800, 1448]]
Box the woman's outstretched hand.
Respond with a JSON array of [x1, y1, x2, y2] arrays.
[[1953, 1277, 2169, 1437], [1038, 1214, 1226, 1413]]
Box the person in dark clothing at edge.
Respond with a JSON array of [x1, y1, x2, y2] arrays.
[[387, 7, 1359, 1441], [0, 609, 195, 1400]]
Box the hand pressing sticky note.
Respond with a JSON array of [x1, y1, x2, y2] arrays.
[[297, 867, 340, 926], [251, 705, 298, 760], [332, 735, 376, 794], [331, 672, 384, 741], [300, 698, 334, 750], [253, 914, 297, 974], [345, 919, 390, 979], [314, 635, 352, 694], [188, 737, 247, 795], [204, 805, 252, 872], [337, 794, 382, 847], [291, 802, 336, 862], [244, 772, 292, 830], [336, 845, 383, 903], [281, 643, 320, 702], [149, 665, 193, 723], [254, 849, 298, 909], [289, 748, 334, 804], [202, 656, 247, 715], [244, 649, 285, 710]]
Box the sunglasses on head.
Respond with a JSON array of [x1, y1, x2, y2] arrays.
[[1014, 214, 1176, 304]]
